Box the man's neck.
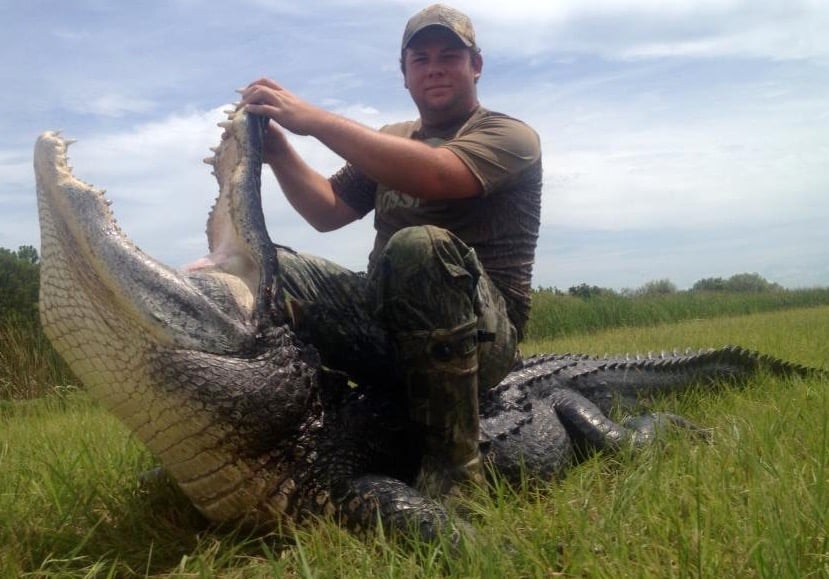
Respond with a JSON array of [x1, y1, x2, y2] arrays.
[[419, 104, 480, 137]]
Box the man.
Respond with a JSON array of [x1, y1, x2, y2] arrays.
[[238, 4, 542, 499]]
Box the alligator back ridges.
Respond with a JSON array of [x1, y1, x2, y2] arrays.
[[487, 345, 824, 416], [508, 345, 821, 383]]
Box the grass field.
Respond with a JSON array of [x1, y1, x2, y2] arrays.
[[1, 306, 827, 577], [524, 287, 829, 341]]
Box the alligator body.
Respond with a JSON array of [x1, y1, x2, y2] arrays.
[[34, 110, 822, 543]]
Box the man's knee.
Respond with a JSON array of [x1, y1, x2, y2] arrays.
[[381, 225, 483, 286], [373, 226, 481, 331], [385, 225, 436, 251], [383, 225, 464, 272]]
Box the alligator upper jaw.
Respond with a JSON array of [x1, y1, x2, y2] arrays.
[[34, 128, 258, 354]]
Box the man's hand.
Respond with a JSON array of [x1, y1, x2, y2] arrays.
[[237, 78, 326, 137], [235, 77, 483, 201], [233, 78, 360, 231], [258, 122, 290, 167]]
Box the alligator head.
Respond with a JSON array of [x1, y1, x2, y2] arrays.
[[34, 111, 323, 524]]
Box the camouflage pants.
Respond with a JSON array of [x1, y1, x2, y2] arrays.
[[277, 225, 517, 394]]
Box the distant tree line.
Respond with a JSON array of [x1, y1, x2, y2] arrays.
[[0, 245, 40, 324], [536, 272, 790, 299], [0, 243, 813, 323], [690, 273, 783, 293]]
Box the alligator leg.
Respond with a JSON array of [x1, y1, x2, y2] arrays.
[[551, 389, 707, 453], [331, 475, 460, 545], [482, 388, 709, 484]]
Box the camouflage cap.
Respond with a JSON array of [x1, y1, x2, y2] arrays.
[[401, 4, 478, 53]]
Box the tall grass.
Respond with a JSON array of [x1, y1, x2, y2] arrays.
[[1, 306, 827, 577], [525, 287, 829, 341], [0, 318, 77, 401]]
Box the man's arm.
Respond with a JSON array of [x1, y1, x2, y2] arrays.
[[239, 78, 483, 201], [259, 120, 361, 232]]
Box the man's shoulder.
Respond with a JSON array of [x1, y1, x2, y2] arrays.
[[456, 106, 541, 162], [379, 120, 420, 138], [466, 107, 538, 139]]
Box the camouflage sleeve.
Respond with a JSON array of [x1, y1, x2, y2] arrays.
[[329, 163, 376, 217], [441, 113, 541, 197]]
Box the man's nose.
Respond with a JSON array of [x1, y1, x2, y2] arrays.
[[426, 60, 445, 77]]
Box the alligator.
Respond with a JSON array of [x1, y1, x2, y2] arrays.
[[34, 109, 823, 545]]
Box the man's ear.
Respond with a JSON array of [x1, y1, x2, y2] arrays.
[[472, 52, 483, 76], [400, 58, 408, 89]]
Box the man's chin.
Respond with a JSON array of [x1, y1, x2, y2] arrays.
[[422, 97, 457, 114]]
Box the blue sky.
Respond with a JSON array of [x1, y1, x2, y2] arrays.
[[3, 0, 828, 290]]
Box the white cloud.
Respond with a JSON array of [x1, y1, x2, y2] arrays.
[[167, 0, 829, 62], [52, 108, 229, 265], [0, 150, 30, 188], [545, 119, 829, 232], [441, 0, 829, 60], [63, 93, 157, 118], [4, 0, 828, 290]]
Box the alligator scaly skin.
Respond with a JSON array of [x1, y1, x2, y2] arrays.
[[479, 346, 820, 481]]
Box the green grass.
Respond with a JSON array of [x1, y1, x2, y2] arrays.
[[525, 287, 829, 341], [525, 304, 829, 368], [0, 319, 76, 401], [1, 307, 828, 577]]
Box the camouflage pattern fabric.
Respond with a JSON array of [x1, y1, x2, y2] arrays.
[[276, 225, 517, 394]]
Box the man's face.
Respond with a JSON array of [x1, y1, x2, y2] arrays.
[[402, 27, 482, 125]]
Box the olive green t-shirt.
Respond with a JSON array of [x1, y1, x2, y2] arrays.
[[330, 106, 542, 335]]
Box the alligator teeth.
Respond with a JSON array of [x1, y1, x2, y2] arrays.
[[203, 157, 216, 166], [217, 121, 232, 129]]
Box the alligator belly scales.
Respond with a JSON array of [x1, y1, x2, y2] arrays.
[[34, 110, 825, 543]]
